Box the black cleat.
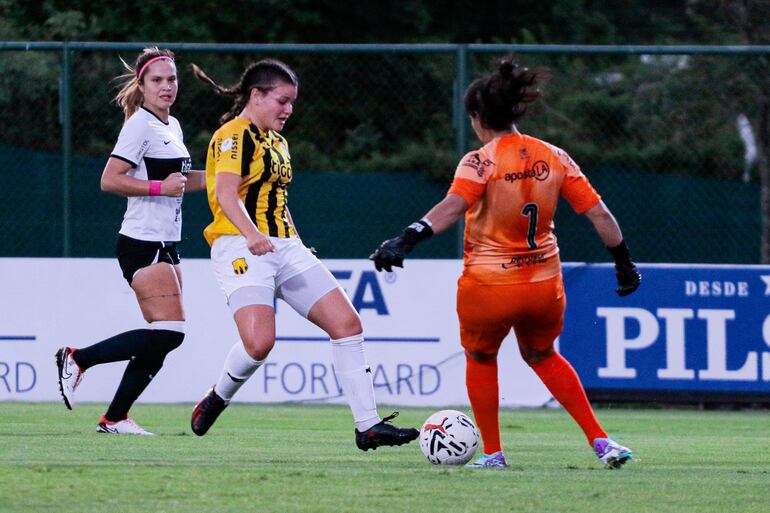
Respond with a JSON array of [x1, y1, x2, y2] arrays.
[[191, 387, 228, 436], [355, 412, 419, 451]]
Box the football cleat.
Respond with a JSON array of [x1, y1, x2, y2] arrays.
[[593, 437, 633, 469], [191, 387, 229, 436], [96, 416, 154, 436], [465, 451, 509, 469], [55, 347, 84, 410], [355, 412, 419, 451]]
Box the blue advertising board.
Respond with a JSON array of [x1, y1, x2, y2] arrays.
[[560, 263, 770, 400]]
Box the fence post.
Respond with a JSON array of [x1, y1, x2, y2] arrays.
[[59, 43, 72, 257], [454, 44, 468, 258]]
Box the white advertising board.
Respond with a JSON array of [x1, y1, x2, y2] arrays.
[[0, 258, 552, 407]]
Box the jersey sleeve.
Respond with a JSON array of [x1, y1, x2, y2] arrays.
[[447, 148, 494, 207], [110, 115, 149, 168], [212, 125, 254, 175], [555, 148, 601, 214]]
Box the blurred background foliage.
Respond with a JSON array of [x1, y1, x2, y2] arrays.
[[1, 0, 770, 262]]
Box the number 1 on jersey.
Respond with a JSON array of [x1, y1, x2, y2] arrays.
[[521, 203, 539, 249]]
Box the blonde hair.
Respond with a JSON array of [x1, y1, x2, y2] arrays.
[[113, 47, 176, 121]]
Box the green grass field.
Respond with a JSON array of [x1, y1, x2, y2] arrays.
[[1, 402, 768, 513]]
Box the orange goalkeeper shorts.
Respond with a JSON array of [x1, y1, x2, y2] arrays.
[[456, 267, 566, 355]]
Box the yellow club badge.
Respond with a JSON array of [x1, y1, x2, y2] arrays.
[[232, 257, 248, 275]]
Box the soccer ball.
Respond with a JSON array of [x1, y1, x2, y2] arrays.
[[419, 409, 480, 465]]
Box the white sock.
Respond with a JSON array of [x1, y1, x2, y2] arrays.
[[331, 333, 380, 431], [215, 341, 264, 401]]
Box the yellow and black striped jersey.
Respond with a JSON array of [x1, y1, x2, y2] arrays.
[[203, 116, 296, 246]]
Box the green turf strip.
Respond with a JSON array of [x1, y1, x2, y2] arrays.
[[0, 403, 768, 513]]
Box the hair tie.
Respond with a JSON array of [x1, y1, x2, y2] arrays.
[[137, 56, 174, 80]]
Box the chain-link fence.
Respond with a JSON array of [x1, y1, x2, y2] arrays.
[[1, 43, 768, 263]]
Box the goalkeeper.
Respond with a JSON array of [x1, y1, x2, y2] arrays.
[[371, 56, 640, 469]]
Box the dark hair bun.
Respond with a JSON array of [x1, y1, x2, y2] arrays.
[[499, 59, 516, 77]]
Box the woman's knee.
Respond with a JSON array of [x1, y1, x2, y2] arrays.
[[308, 292, 362, 339], [325, 310, 362, 339], [519, 344, 554, 365], [241, 335, 275, 360], [466, 350, 497, 362]]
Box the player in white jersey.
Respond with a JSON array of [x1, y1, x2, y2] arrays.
[[54, 48, 206, 435]]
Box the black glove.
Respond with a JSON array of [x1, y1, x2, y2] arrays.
[[608, 240, 641, 296], [370, 220, 433, 272]]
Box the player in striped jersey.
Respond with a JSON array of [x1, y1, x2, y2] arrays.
[[371, 57, 640, 469], [189, 60, 418, 450]]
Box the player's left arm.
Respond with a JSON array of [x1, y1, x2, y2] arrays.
[[584, 201, 641, 297], [185, 170, 207, 192], [560, 148, 640, 297]]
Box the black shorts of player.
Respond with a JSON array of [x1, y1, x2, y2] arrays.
[[116, 234, 181, 285]]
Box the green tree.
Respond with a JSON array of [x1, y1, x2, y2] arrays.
[[686, 0, 770, 262]]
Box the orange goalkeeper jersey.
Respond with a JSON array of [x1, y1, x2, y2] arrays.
[[448, 131, 600, 284]]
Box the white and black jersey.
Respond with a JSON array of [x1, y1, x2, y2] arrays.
[[111, 106, 192, 242]]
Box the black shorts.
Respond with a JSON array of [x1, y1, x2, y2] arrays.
[[116, 234, 181, 285]]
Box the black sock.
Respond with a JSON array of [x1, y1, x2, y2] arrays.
[[72, 329, 154, 370], [102, 329, 185, 422], [104, 356, 164, 422]]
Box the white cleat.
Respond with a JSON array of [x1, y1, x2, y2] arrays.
[[55, 347, 84, 410], [593, 437, 633, 469], [96, 417, 155, 436]]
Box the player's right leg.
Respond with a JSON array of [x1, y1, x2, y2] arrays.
[[191, 304, 273, 436], [514, 274, 634, 468], [55, 238, 185, 413], [96, 259, 185, 434], [192, 235, 277, 436]]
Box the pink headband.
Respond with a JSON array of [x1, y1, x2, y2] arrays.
[[137, 56, 174, 80]]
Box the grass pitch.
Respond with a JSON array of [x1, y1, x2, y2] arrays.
[[0, 402, 768, 513]]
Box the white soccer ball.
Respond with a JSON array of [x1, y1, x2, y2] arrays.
[[419, 409, 480, 465]]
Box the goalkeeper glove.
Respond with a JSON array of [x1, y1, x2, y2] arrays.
[[370, 220, 434, 272], [607, 240, 641, 296]]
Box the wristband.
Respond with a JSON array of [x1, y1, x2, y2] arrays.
[[149, 180, 162, 196], [402, 220, 434, 246]]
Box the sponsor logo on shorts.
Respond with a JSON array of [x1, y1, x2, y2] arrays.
[[501, 252, 548, 269], [232, 257, 248, 275]]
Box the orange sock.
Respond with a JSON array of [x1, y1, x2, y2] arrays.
[[465, 353, 502, 454], [530, 352, 607, 445]]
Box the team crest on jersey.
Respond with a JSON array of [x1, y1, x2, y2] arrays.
[[463, 152, 494, 177], [232, 257, 248, 275]]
